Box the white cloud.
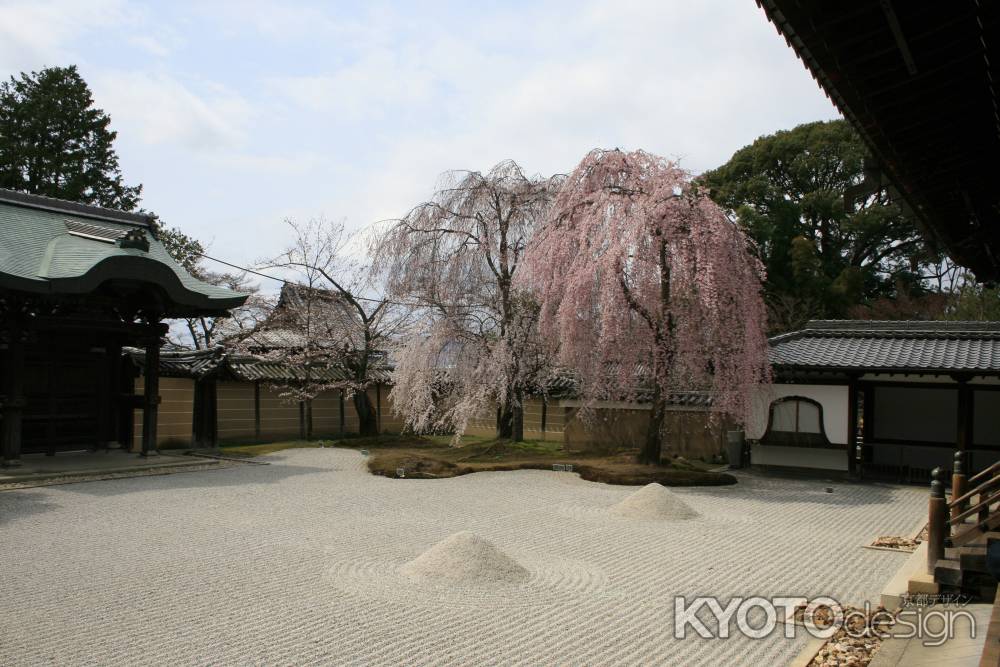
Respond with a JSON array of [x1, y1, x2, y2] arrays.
[[0, 0, 842, 274], [0, 0, 131, 71], [91, 71, 253, 150]]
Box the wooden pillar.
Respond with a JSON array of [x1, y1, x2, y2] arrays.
[[927, 466, 948, 573], [541, 396, 548, 441], [339, 389, 345, 436], [206, 378, 218, 448], [952, 450, 967, 525], [298, 401, 306, 440], [376, 384, 382, 433], [253, 381, 261, 442], [140, 335, 161, 457], [956, 377, 973, 461], [1, 321, 26, 467], [105, 342, 122, 449], [305, 399, 313, 440], [192, 379, 204, 448], [192, 377, 219, 449], [119, 356, 137, 452], [847, 377, 858, 475]]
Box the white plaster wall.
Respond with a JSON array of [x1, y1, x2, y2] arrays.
[[747, 384, 849, 445], [750, 444, 848, 471]]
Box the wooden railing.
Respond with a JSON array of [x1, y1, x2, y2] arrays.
[[928, 452, 1000, 573]]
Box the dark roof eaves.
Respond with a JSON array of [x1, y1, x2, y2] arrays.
[[0, 189, 152, 227], [772, 362, 1000, 377]]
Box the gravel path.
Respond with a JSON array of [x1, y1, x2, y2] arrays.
[[0, 448, 926, 666]]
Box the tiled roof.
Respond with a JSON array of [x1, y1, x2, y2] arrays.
[[226, 356, 391, 384], [124, 346, 392, 384], [0, 188, 246, 312], [238, 284, 363, 350], [541, 373, 714, 407], [769, 320, 1000, 373]]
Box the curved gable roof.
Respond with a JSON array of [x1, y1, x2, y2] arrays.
[[0, 189, 247, 313]]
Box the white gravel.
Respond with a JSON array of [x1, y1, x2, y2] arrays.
[[400, 531, 530, 585], [608, 482, 700, 520], [0, 448, 927, 666]]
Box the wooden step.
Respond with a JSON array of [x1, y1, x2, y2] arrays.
[[935, 558, 964, 586], [948, 512, 1000, 547], [960, 546, 989, 574]]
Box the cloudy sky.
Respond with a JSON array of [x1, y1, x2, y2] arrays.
[[0, 0, 838, 280]]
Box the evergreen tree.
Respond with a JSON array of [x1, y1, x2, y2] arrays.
[[702, 120, 937, 333], [0, 65, 142, 210]]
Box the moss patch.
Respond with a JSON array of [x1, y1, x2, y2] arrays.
[[365, 438, 735, 486], [217, 435, 735, 487]]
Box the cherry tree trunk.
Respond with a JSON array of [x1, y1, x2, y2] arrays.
[[496, 393, 525, 442], [638, 383, 667, 464], [512, 389, 524, 442], [353, 390, 378, 437]]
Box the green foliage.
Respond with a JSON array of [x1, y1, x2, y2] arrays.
[[702, 120, 937, 332], [0, 65, 142, 210], [946, 283, 1000, 321], [154, 221, 206, 277]]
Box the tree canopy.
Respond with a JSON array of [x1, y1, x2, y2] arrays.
[[372, 160, 560, 441], [702, 120, 936, 333], [527, 149, 771, 463], [0, 65, 142, 210]]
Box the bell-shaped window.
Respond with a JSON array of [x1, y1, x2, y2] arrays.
[[763, 397, 830, 447]]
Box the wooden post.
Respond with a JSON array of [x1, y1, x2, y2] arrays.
[[339, 389, 345, 436], [1, 322, 26, 467], [952, 450, 967, 525], [541, 395, 548, 441], [956, 377, 972, 454], [192, 378, 204, 448], [253, 381, 261, 442], [376, 384, 382, 433], [119, 357, 136, 452], [105, 342, 122, 449], [206, 377, 218, 449], [847, 377, 858, 476], [140, 336, 160, 457], [928, 466, 948, 573]]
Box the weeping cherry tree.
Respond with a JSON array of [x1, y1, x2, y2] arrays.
[[526, 149, 771, 463], [372, 160, 560, 441]]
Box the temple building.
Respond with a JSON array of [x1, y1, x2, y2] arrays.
[[0, 189, 246, 466], [748, 320, 1000, 480]]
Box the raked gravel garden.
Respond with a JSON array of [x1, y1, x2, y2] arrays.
[[0, 448, 926, 666]]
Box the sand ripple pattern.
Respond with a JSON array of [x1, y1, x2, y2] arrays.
[[0, 448, 926, 666], [326, 551, 608, 608]]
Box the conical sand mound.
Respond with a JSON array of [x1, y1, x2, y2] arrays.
[[400, 531, 530, 585], [609, 483, 699, 520]]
